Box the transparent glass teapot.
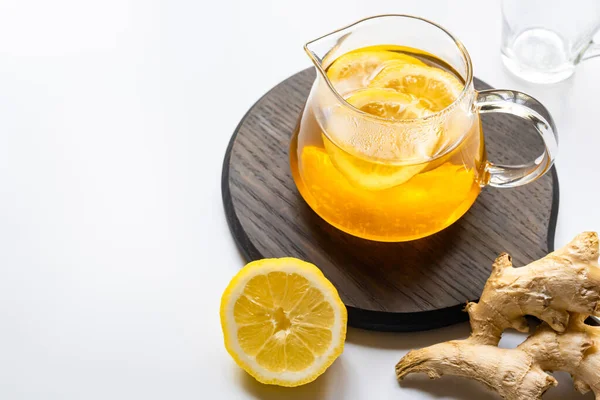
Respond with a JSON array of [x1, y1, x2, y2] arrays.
[[290, 15, 558, 242]]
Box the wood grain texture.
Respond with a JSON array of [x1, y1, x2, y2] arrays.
[[222, 68, 559, 331]]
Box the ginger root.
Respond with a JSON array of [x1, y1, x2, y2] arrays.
[[396, 232, 600, 400]]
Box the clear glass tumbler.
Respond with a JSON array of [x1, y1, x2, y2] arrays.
[[501, 0, 600, 84]]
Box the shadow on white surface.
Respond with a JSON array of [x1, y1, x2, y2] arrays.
[[399, 371, 594, 400], [399, 374, 499, 400], [544, 372, 595, 400], [345, 323, 471, 350], [239, 357, 348, 399]]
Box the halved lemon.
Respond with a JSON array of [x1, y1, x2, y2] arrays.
[[326, 49, 425, 95], [369, 62, 464, 111], [323, 88, 440, 190], [220, 258, 347, 387]]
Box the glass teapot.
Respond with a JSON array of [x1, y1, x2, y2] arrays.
[[290, 15, 558, 242]]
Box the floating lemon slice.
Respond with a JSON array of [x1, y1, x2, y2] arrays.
[[369, 61, 470, 160], [322, 61, 466, 190], [346, 88, 429, 120], [326, 49, 425, 94], [369, 61, 464, 111], [220, 258, 347, 387], [323, 88, 439, 190]]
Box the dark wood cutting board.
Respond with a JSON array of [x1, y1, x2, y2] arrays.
[[222, 68, 558, 332]]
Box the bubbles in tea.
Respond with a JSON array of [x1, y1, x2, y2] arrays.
[[290, 46, 486, 241]]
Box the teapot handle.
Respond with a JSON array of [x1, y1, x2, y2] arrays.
[[475, 89, 558, 188]]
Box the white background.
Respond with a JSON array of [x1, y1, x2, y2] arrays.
[[0, 0, 599, 399]]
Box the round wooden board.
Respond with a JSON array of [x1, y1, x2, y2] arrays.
[[222, 68, 559, 332]]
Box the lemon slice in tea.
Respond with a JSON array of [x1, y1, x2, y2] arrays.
[[220, 258, 347, 387], [369, 61, 464, 111], [326, 49, 425, 94], [324, 88, 440, 190]]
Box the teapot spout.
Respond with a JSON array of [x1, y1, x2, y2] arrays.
[[305, 27, 353, 71], [306, 15, 397, 72]]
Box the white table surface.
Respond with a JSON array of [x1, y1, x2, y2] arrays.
[[0, 0, 599, 399]]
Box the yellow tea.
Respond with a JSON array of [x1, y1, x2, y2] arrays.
[[290, 45, 486, 242]]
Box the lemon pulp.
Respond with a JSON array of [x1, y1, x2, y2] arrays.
[[220, 258, 347, 386]]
